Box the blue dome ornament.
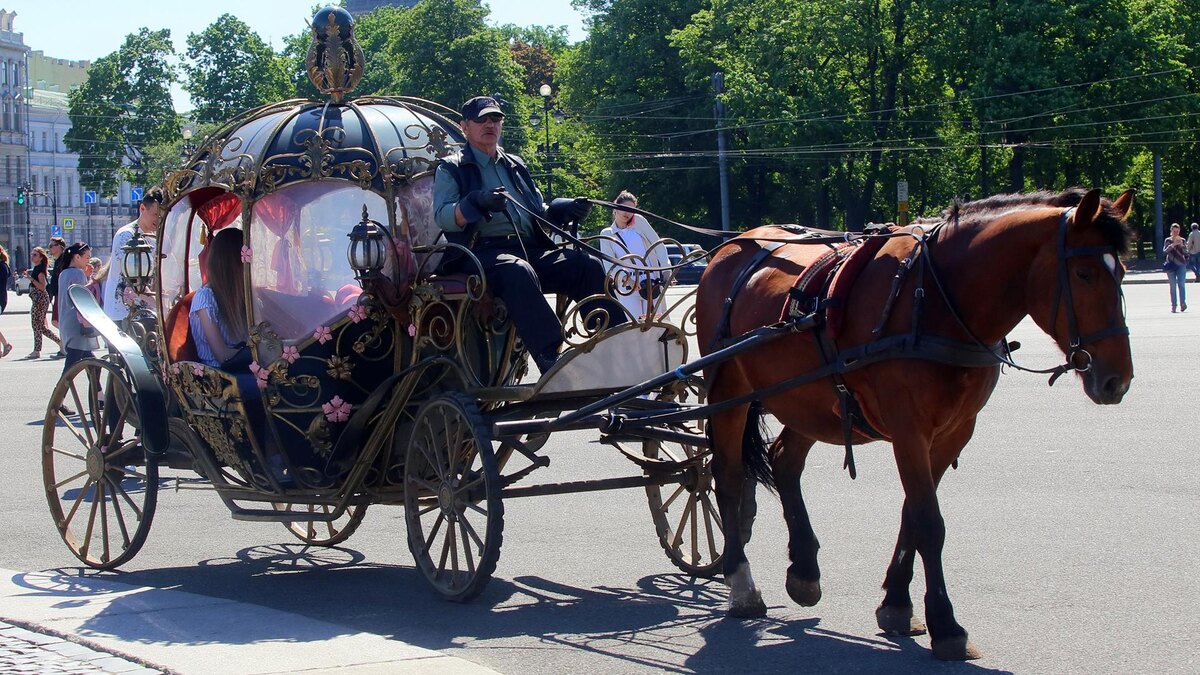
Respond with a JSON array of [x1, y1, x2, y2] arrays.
[[307, 6, 364, 102]]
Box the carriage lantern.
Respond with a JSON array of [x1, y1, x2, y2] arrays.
[[347, 204, 387, 283], [120, 225, 156, 295]]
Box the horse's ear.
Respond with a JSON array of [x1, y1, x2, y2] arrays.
[[1073, 188, 1103, 229], [1111, 188, 1136, 221]]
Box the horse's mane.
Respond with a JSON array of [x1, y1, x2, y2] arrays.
[[916, 189, 1134, 254]]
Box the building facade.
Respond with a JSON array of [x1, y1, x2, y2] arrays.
[[0, 9, 29, 267]]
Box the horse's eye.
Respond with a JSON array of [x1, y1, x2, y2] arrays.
[[1074, 266, 1095, 283]]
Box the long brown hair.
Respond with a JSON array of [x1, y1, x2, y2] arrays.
[[0, 244, 8, 264], [205, 228, 248, 339]]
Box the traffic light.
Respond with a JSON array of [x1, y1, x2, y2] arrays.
[[15, 184, 24, 206]]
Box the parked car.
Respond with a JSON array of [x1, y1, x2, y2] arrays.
[[14, 272, 31, 296], [672, 252, 705, 283]]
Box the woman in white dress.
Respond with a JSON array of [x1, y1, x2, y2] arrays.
[[599, 191, 672, 320]]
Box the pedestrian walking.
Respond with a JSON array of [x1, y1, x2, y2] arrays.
[[1164, 223, 1188, 312], [56, 242, 100, 372], [1186, 222, 1200, 283], [104, 189, 162, 323], [25, 247, 62, 359], [0, 243, 11, 314], [599, 190, 671, 320]]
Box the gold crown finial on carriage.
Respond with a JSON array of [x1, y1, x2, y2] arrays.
[[306, 6, 365, 103]]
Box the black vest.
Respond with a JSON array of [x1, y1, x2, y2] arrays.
[[437, 147, 557, 259]]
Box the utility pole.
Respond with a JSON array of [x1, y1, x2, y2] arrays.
[[1153, 152, 1163, 259], [713, 72, 731, 232]]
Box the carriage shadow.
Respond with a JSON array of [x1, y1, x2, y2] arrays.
[[26, 544, 1009, 673]]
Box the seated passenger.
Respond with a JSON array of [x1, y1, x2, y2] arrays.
[[189, 228, 252, 377], [433, 95, 626, 374]]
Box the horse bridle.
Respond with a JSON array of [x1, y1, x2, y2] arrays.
[[1045, 207, 1130, 384]]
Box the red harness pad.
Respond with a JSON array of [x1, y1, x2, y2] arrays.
[[780, 235, 889, 339], [825, 234, 889, 340]]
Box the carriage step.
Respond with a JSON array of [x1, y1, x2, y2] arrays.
[[470, 385, 536, 402]]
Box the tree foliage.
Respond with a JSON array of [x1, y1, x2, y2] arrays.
[[64, 28, 178, 194], [182, 14, 290, 123]]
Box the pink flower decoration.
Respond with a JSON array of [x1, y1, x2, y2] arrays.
[[281, 345, 300, 364], [249, 361, 269, 389], [240, 245, 252, 264], [322, 395, 352, 423], [407, 323, 417, 337], [348, 304, 368, 323], [169, 363, 181, 375], [313, 326, 332, 344], [191, 364, 205, 377]]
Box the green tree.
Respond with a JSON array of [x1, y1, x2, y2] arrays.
[[64, 28, 178, 194], [182, 14, 291, 123]]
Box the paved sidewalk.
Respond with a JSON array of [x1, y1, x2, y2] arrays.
[[1, 569, 499, 675], [0, 619, 160, 674]]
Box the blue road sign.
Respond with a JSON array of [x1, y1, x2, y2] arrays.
[[50, 224, 63, 238], [62, 218, 75, 231], [130, 187, 143, 202], [84, 191, 97, 204]]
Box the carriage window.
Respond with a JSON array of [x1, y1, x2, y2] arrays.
[[159, 192, 243, 311], [250, 183, 390, 340]]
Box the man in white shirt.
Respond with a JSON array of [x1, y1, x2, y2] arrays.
[[103, 188, 163, 322]]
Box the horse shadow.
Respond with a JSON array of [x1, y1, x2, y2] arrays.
[[22, 545, 1010, 673]]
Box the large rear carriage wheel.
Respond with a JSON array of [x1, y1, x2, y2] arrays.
[[42, 358, 158, 569], [644, 379, 725, 577], [404, 393, 503, 602]]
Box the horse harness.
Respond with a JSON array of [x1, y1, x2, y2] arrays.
[[708, 208, 1126, 479]]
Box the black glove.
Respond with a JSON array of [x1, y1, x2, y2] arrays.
[[546, 197, 592, 226], [459, 189, 507, 222]]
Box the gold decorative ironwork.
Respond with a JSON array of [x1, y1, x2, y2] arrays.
[[306, 8, 365, 103]]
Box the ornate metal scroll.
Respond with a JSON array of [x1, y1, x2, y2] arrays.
[[306, 7, 364, 103]]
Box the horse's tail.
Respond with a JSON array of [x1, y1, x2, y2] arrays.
[[741, 400, 777, 492]]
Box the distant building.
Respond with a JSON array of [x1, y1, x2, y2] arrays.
[[346, 0, 419, 16], [0, 8, 29, 262], [29, 51, 90, 94]]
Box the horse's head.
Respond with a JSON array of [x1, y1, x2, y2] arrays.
[[1027, 188, 1135, 404]]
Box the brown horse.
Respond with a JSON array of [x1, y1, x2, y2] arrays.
[[695, 188, 1134, 660]]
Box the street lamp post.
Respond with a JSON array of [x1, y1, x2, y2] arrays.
[[528, 83, 566, 200], [180, 128, 197, 161]]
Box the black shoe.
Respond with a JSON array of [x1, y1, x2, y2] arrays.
[[59, 405, 76, 416]]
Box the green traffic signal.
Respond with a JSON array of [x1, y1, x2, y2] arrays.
[[16, 185, 24, 205]]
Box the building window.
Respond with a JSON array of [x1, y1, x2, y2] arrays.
[[4, 156, 10, 184], [41, 131, 47, 152]]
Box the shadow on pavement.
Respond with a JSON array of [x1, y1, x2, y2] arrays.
[[25, 545, 1013, 673]]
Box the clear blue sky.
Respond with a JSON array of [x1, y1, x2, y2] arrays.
[[9, 0, 589, 108]]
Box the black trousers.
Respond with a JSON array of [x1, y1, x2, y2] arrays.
[[456, 241, 626, 358]]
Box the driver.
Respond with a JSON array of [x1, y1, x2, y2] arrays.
[[433, 95, 625, 373]]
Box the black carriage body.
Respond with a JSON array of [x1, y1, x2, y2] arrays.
[[155, 96, 525, 500]]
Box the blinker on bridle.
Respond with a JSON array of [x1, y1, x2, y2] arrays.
[[1046, 207, 1130, 385]]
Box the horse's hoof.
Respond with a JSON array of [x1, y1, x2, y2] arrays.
[[785, 575, 822, 607], [875, 604, 927, 636], [728, 591, 767, 618], [932, 635, 982, 661]]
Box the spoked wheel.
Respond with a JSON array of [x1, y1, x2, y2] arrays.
[[42, 358, 158, 569], [404, 393, 503, 602], [644, 378, 725, 578], [273, 503, 368, 546]]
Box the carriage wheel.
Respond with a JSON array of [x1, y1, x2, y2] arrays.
[[645, 379, 725, 578], [404, 393, 503, 602], [273, 503, 368, 546], [42, 358, 158, 570]]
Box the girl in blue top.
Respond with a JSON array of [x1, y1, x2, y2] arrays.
[[189, 228, 249, 369]]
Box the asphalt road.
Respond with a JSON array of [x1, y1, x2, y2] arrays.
[[0, 283, 1196, 674]]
